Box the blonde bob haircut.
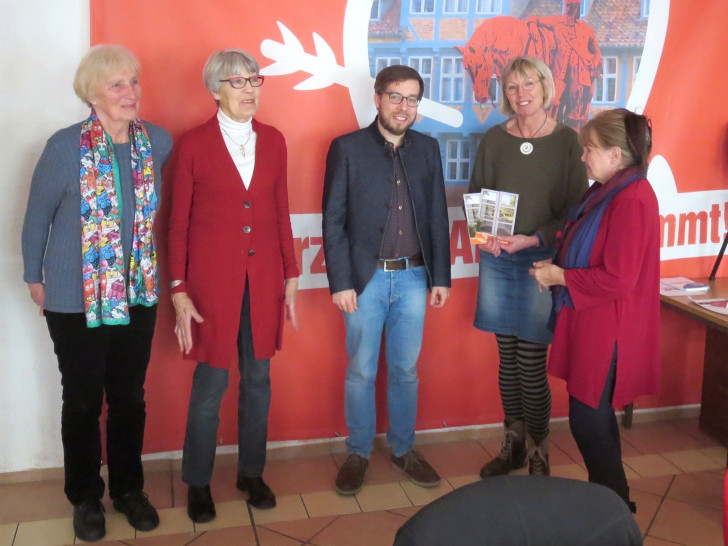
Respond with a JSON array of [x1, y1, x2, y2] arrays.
[[499, 56, 555, 117], [202, 49, 260, 95], [73, 45, 141, 107]]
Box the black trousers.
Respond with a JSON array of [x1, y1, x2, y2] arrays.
[[45, 305, 156, 505], [569, 347, 631, 506]]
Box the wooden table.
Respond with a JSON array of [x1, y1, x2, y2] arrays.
[[659, 278, 728, 448]]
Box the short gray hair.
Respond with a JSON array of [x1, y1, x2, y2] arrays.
[[202, 49, 260, 94], [73, 45, 140, 107]]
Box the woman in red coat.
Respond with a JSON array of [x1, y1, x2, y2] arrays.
[[167, 49, 299, 522], [530, 109, 659, 513]]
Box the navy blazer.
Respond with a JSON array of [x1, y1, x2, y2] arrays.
[[322, 119, 451, 295]]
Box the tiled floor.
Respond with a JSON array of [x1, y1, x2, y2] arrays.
[[0, 416, 725, 545]]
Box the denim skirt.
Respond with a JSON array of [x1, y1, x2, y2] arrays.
[[474, 246, 555, 345]]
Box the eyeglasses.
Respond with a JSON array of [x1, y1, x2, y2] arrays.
[[504, 79, 540, 95], [219, 76, 265, 89], [379, 92, 421, 107]]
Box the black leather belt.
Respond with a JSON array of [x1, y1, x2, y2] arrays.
[[377, 254, 424, 271]]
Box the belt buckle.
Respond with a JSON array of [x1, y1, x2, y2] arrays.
[[383, 258, 406, 272]]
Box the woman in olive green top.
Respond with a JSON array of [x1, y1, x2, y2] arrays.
[[469, 56, 587, 478]]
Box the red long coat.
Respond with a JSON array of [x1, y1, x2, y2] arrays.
[[548, 177, 660, 408], [167, 115, 299, 368]]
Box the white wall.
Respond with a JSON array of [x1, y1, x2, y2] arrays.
[[0, 0, 89, 473]]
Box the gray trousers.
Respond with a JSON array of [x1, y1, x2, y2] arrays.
[[181, 283, 271, 486]]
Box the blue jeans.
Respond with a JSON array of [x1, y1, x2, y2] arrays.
[[182, 283, 271, 487], [343, 266, 427, 458]]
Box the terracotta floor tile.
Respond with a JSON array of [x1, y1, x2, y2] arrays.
[[476, 436, 504, 461], [97, 512, 136, 542], [250, 494, 308, 525], [193, 499, 250, 531], [549, 430, 584, 464], [661, 449, 723, 473], [142, 470, 175, 511], [126, 530, 202, 545], [399, 480, 453, 506], [301, 490, 360, 518], [0, 523, 16, 545], [642, 536, 688, 545], [190, 526, 258, 545], [670, 417, 723, 447], [264, 454, 339, 496], [259, 515, 338, 543], [386, 505, 421, 519], [620, 422, 707, 454], [622, 454, 682, 478], [549, 463, 588, 481], [206, 465, 244, 504], [256, 525, 306, 545], [406, 440, 487, 478], [0, 479, 71, 524], [667, 471, 724, 510], [446, 474, 480, 490], [134, 506, 193, 538], [13, 517, 75, 546], [356, 482, 411, 512], [700, 446, 728, 466], [629, 489, 662, 536], [648, 497, 723, 546], [622, 462, 641, 481], [619, 435, 644, 457], [628, 475, 674, 497], [309, 510, 406, 546]]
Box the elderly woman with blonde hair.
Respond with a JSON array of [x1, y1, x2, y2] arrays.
[[22, 44, 172, 541], [167, 48, 299, 523]]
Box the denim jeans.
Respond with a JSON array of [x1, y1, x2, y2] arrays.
[[343, 266, 427, 459], [45, 305, 156, 504], [182, 284, 271, 487]]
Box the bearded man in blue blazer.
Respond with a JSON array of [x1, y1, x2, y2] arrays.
[[322, 65, 451, 496]]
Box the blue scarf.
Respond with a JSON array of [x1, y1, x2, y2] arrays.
[[552, 168, 642, 313]]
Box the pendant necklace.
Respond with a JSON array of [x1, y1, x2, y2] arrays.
[[515, 114, 548, 156], [221, 127, 252, 157]]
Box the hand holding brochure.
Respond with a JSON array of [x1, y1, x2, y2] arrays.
[[463, 189, 519, 244]]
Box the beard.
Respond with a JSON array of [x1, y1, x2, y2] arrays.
[[379, 113, 415, 136]]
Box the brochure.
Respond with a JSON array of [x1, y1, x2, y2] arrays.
[[463, 189, 519, 244], [689, 297, 728, 316], [659, 277, 710, 296]]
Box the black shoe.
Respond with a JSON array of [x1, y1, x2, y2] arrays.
[[112, 490, 160, 532], [236, 475, 276, 509], [187, 485, 216, 523], [73, 499, 106, 542]]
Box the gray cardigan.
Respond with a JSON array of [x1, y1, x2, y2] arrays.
[[22, 120, 172, 313]]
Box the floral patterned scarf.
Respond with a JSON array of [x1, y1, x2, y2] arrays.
[[80, 109, 158, 327]]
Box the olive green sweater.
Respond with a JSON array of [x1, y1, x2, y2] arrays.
[[469, 122, 588, 247]]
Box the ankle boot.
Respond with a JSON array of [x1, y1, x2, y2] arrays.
[[480, 418, 527, 478], [527, 433, 550, 476]]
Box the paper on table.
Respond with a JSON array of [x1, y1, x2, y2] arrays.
[[689, 297, 728, 315], [660, 277, 710, 296]]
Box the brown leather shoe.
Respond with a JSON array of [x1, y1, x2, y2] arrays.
[[391, 450, 440, 487], [335, 454, 369, 495]]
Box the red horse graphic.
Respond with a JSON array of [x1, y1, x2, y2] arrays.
[[457, 2, 602, 129]]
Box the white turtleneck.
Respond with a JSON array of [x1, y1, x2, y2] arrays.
[[217, 109, 257, 189]]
